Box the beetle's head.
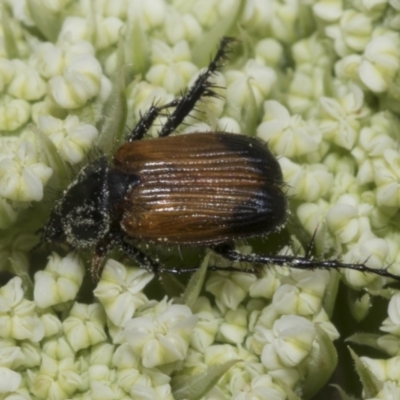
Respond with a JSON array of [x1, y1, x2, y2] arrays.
[[41, 156, 111, 249]]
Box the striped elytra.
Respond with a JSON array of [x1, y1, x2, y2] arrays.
[[112, 132, 287, 245]]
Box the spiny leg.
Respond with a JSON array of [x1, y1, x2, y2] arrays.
[[212, 246, 400, 282], [158, 37, 235, 138], [128, 38, 234, 142], [91, 234, 116, 281], [127, 99, 180, 141]]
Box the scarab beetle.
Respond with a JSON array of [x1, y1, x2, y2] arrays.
[[42, 37, 400, 281]]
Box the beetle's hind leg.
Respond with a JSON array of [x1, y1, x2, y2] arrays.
[[212, 245, 400, 282]]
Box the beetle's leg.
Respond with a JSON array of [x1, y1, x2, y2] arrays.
[[158, 37, 235, 138], [128, 37, 234, 141], [212, 247, 400, 282], [91, 235, 115, 281], [128, 99, 180, 141]]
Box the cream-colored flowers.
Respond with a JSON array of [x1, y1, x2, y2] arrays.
[[146, 40, 198, 95], [94, 259, 153, 327], [31, 354, 83, 399], [206, 271, 257, 310], [0, 367, 21, 393], [257, 101, 320, 158], [260, 315, 316, 370], [0, 139, 52, 202], [0, 278, 44, 342], [34, 40, 111, 109], [381, 293, 400, 336], [34, 252, 85, 309], [325, 10, 372, 56], [359, 32, 400, 93], [63, 303, 107, 352], [124, 300, 198, 368], [39, 115, 98, 164]]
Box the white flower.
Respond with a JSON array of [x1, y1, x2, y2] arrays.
[[34, 41, 94, 79], [260, 315, 317, 370], [127, 0, 166, 31], [342, 237, 389, 287], [218, 308, 248, 344], [377, 334, 400, 356], [272, 270, 329, 316], [296, 200, 330, 241], [292, 34, 331, 71], [257, 100, 321, 158], [145, 40, 198, 95], [124, 302, 197, 368], [192, 0, 225, 28], [312, 308, 340, 341], [63, 303, 107, 352], [0, 277, 44, 342], [130, 383, 174, 400], [287, 68, 326, 117], [190, 297, 219, 353], [37, 40, 108, 109], [326, 195, 374, 244], [359, 33, 400, 93], [334, 54, 362, 82], [325, 10, 372, 57], [0, 367, 21, 393], [8, 60, 46, 101], [313, 0, 343, 21], [374, 149, 400, 207], [112, 343, 172, 395], [42, 335, 75, 361], [94, 259, 153, 327], [366, 382, 400, 400], [59, 15, 123, 50], [0, 339, 25, 369], [381, 293, 400, 336], [279, 158, 333, 202], [0, 98, 30, 131], [48, 53, 103, 109], [226, 61, 277, 110], [31, 355, 82, 399], [249, 266, 282, 300], [39, 115, 98, 164], [241, 0, 272, 32], [206, 271, 257, 310], [0, 140, 52, 202], [232, 374, 287, 400], [358, 112, 398, 157], [318, 85, 368, 150], [360, 356, 400, 383], [163, 10, 202, 44], [352, 112, 398, 185], [255, 39, 283, 67], [34, 253, 85, 309]]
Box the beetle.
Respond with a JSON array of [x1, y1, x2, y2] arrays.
[[42, 37, 400, 282]]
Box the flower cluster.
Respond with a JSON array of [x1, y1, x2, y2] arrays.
[[0, 0, 399, 398]]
